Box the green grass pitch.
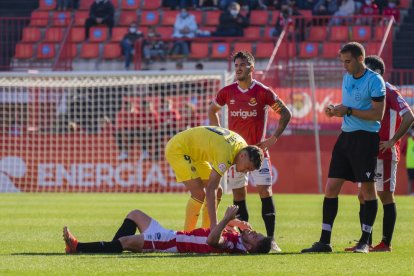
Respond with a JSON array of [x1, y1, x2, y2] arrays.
[[0, 193, 413, 275]]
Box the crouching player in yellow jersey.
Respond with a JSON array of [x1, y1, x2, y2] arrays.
[[165, 126, 264, 231]]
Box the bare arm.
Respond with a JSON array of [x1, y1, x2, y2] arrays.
[[205, 169, 222, 230], [257, 98, 292, 150], [380, 110, 414, 153], [208, 102, 222, 127], [207, 205, 239, 247], [332, 100, 385, 121]]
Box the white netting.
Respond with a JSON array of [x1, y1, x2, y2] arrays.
[[0, 70, 230, 192]]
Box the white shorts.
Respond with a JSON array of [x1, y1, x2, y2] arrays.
[[142, 219, 177, 253], [357, 159, 397, 192], [227, 157, 272, 190]]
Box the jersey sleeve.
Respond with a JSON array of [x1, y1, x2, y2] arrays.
[[211, 151, 232, 176], [387, 89, 411, 116], [213, 88, 228, 107], [263, 87, 279, 109], [370, 74, 386, 98]]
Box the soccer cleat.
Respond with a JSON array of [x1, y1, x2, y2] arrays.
[[370, 241, 392, 252], [353, 242, 370, 253], [63, 226, 78, 254], [301, 242, 333, 253], [270, 240, 282, 252]]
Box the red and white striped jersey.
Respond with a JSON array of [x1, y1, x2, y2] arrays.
[[378, 82, 411, 161], [212, 80, 279, 145], [143, 228, 247, 254]]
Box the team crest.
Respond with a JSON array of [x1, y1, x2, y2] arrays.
[[218, 163, 227, 173], [248, 98, 257, 106]]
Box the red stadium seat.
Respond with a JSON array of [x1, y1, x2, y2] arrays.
[[30, 11, 49, 26], [39, 0, 56, 10], [79, 0, 95, 10], [307, 26, 328, 42], [141, 0, 162, 10], [118, 11, 137, 26], [80, 43, 100, 59], [351, 26, 372, 41], [204, 11, 221, 26], [249, 10, 270, 25], [263, 26, 277, 39], [269, 11, 280, 25], [277, 42, 296, 58], [140, 11, 160, 26], [299, 42, 319, 58], [51, 11, 71, 26], [111, 27, 128, 42], [161, 10, 179, 26], [299, 10, 312, 18], [255, 42, 274, 58], [70, 27, 85, 42], [22, 27, 42, 42], [373, 26, 386, 41], [329, 26, 349, 42], [192, 11, 203, 25], [103, 43, 121, 59], [64, 44, 78, 58], [157, 27, 173, 38], [233, 42, 253, 54], [14, 43, 34, 59], [45, 27, 65, 42], [37, 43, 56, 59], [400, 0, 410, 8], [211, 42, 230, 58], [190, 42, 209, 59], [243, 27, 262, 39], [321, 42, 341, 59], [74, 11, 89, 26], [121, 0, 139, 10], [89, 27, 108, 42], [365, 42, 381, 55]]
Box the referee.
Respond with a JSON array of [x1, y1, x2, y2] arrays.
[[302, 42, 386, 254]]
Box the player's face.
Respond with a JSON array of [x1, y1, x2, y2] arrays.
[[241, 229, 265, 251], [235, 153, 256, 173], [234, 58, 252, 81], [340, 52, 362, 75]]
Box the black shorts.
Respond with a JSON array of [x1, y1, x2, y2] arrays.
[[328, 130, 379, 182], [407, 169, 414, 180]]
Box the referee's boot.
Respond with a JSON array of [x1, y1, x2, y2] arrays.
[[301, 242, 333, 253]]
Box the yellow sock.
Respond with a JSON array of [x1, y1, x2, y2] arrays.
[[201, 197, 221, 229], [184, 197, 203, 231]]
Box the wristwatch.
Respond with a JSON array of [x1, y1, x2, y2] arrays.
[[346, 107, 352, 117]]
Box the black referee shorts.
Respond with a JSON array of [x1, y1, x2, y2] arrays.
[[328, 130, 379, 183]]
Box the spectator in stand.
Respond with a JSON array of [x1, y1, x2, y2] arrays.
[[313, 0, 338, 15], [199, 0, 219, 9], [170, 8, 198, 57], [330, 0, 356, 25], [159, 98, 181, 138], [137, 100, 160, 160], [358, 0, 379, 25], [213, 2, 249, 37], [297, 0, 316, 10], [273, 2, 301, 39], [374, 0, 388, 14], [181, 102, 201, 130], [120, 22, 144, 70], [85, 0, 114, 40], [143, 26, 167, 65], [383, 0, 400, 24], [195, 62, 204, 70], [115, 101, 139, 161]]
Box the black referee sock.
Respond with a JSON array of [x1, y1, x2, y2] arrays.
[[360, 199, 378, 245], [234, 200, 249, 222], [359, 204, 372, 245], [77, 240, 123, 253], [112, 218, 137, 241], [382, 203, 396, 246], [261, 196, 276, 238], [319, 197, 338, 245]]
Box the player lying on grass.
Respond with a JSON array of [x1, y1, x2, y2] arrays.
[[63, 205, 272, 254]]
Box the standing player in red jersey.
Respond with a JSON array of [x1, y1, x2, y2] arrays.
[[345, 55, 414, 252], [208, 51, 292, 251], [63, 205, 272, 254]]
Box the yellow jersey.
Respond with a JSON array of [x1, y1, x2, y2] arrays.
[[166, 126, 247, 176]]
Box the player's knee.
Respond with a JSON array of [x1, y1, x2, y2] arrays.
[[357, 190, 364, 203], [126, 209, 142, 221], [325, 180, 342, 197], [257, 185, 272, 198], [378, 191, 394, 204], [232, 187, 246, 201]]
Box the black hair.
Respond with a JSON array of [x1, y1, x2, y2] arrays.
[[244, 145, 263, 170], [233, 51, 255, 66], [365, 55, 385, 76], [253, 236, 272, 254], [340, 42, 365, 59]]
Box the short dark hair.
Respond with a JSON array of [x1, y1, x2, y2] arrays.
[[253, 236, 272, 254], [244, 145, 263, 170], [233, 51, 255, 66], [340, 42, 365, 59], [365, 55, 385, 76]]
